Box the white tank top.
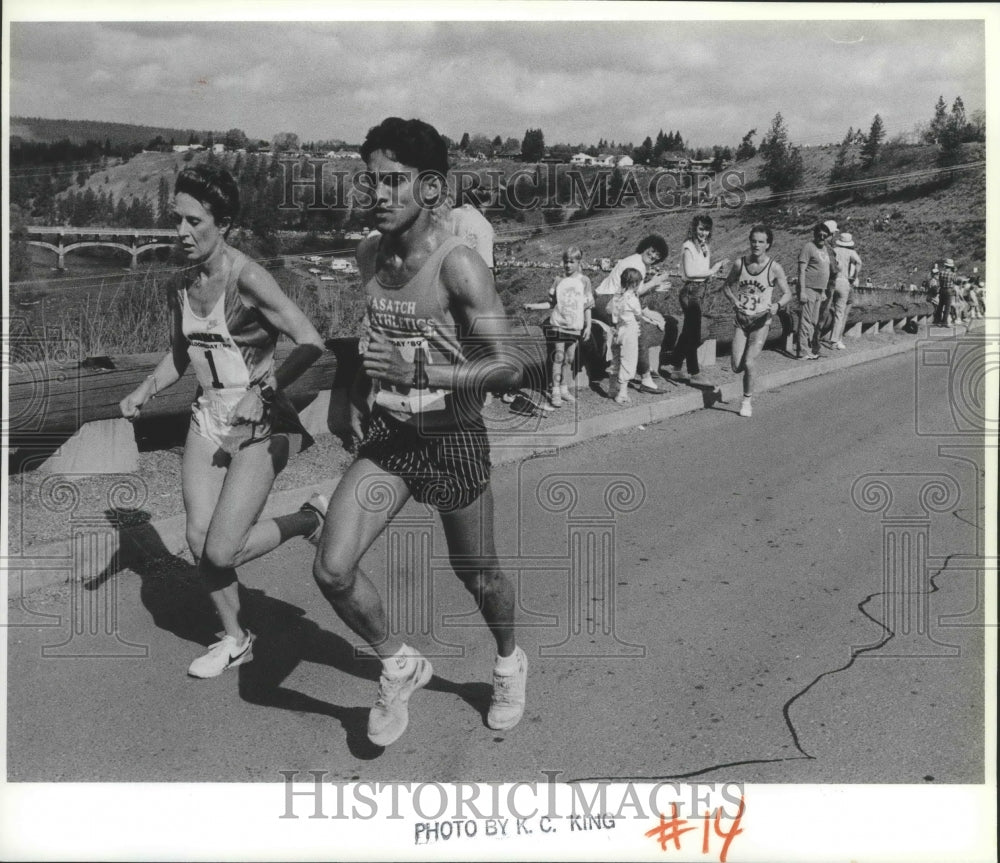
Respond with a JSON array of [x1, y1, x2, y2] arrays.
[[734, 256, 775, 317], [179, 251, 276, 396]]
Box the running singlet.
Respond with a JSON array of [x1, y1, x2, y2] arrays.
[[179, 250, 278, 394], [360, 236, 481, 430], [733, 256, 775, 319]]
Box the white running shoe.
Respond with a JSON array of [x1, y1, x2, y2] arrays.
[[834, 341, 846, 350], [614, 390, 631, 405], [300, 493, 329, 547], [367, 653, 434, 746], [739, 398, 753, 418], [560, 385, 576, 403], [188, 631, 255, 679], [487, 646, 528, 730], [639, 372, 659, 391]]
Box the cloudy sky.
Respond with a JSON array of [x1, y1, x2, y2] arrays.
[[6, 5, 990, 150]]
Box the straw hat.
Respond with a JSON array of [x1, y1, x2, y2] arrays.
[[836, 233, 854, 248], [944, 259, 956, 269]]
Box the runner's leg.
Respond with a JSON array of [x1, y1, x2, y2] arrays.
[[312, 457, 411, 658], [741, 322, 770, 397], [197, 434, 290, 638], [731, 324, 748, 375], [440, 485, 516, 657], [182, 428, 240, 639]]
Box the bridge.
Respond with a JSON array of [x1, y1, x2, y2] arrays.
[[22, 226, 177, 269]]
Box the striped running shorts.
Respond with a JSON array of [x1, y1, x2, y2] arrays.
[[357, 408, 491, 512]]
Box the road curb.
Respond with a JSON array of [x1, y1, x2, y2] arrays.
[[8, 335, 924, 595]]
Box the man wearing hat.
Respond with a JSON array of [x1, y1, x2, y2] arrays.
[[825, 232, 862, 350], [935, 258, 957, 326], [796, 219, 839, 359]]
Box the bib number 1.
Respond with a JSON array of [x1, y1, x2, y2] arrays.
[[204, 350, 224, 389]]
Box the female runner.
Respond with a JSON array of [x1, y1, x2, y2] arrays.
[[120, 165, 326, 678]]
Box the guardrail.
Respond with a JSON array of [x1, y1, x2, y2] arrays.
[[8, 301, 934, 474]]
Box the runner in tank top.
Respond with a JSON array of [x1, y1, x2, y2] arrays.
[[119, 165, 325, 679], [721, 224, 791, 418], [309, 117, 528, 748]]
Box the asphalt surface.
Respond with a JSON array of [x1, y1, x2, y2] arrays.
[[5, 349, 986, 784]]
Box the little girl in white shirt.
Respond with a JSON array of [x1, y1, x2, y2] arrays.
[[610, 268, 645, 405]]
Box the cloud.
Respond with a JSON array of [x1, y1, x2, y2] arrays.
[[7, 18, 986, 148]]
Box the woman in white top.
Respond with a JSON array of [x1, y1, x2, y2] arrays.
[[721, 225, 791, 417], [120, 166, 325, 679], [664, 215, 728, 385]]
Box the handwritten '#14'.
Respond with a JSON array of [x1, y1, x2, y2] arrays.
[[644, 797, 745, 863]]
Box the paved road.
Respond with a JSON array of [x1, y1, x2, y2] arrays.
[[6, 349, 986, 784]]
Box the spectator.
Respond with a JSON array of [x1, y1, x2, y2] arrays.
[[590, 234, 670, 393], [445, 198, 495, 271], [935, 258, 957, 326], [823, 232, 861, 350], [525, 246, 593, 408], [663, 215, 729, 385], [796, 220, 838, 359], [609, 268, 645, 405]]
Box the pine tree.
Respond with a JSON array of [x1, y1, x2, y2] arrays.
[[759, 113, 803, 197], [735, 129, 757, 162], [860, 114, 884, 169], [928, 96, 948, 144]]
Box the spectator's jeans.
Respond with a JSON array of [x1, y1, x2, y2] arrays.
[[669, 283, 704, 375], [829, 282, 852, 343], [797, 288, 825, 355], [936, 289, 953, 325], [593, 294, 658, 378]]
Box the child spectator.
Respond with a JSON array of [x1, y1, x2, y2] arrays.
[[609, 268, 645, 405], [524, 247, 594, 409], [542, 247, 593, 407]]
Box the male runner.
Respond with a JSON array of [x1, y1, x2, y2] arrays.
[[310, 117, 526, 746]]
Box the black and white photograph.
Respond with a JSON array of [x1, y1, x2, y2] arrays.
[[2, 1, 996, 860]]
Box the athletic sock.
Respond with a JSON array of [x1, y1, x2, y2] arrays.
[[382, 644, 413, 677], [495, 649, 520, 674]]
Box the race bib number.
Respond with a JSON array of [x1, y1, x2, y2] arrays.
[[373, 335, 449, 415]]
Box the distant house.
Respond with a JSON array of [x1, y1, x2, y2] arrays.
[[540, 153, 569, 164], [616, 155, 634, 168], [211, 143, 226, 155], [570, 153, 594, 166], [597, 154, 617, 167], [659, 151, 689, 170], [498, 149, 521, 161]]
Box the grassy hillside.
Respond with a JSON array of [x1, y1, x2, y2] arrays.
[[57, 150, 192, 208], [501, 142, 986, 292]]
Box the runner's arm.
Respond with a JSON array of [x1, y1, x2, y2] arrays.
[[119, 297, 189, 420], [721, 261, 741, 307], [238, 262, 324, 392], [362, 245, 520, 393], [771, 262, 792, 312]]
